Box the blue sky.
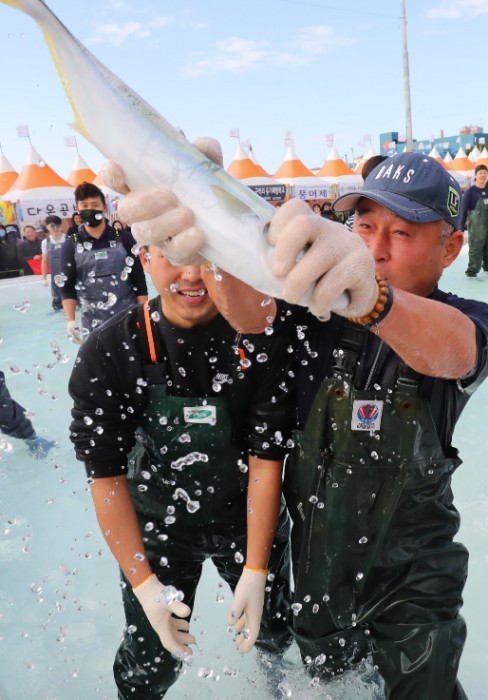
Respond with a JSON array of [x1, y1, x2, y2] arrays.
[[0, 0, 487, 180]]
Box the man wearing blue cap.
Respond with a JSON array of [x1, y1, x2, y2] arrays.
[[102, 149, 488, 699]]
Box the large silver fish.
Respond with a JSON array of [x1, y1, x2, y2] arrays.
[[1, 0, 346, 307]]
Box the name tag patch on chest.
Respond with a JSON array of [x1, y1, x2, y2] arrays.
[[184, 406, 217, 424], [94, 250, 108, 260], [351, 400, 384, 431]]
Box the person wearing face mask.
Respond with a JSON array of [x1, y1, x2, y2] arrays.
[[59, 182, 148, 343]]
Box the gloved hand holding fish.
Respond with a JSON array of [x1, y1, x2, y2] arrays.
[[0, 0, 377, 320], [103, 147, 377, 321]]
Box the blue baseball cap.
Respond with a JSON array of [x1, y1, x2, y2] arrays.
[[333, 152, 462, 230]]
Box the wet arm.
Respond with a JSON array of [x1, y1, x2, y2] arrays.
[[90, 475, 152, 587], [245, 456, 282, 570], [62, 298, 77, 323], [376, 288, 477, 378], [41, 253, 49, 279]]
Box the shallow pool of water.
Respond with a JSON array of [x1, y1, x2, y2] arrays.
[[0, 248, 487, 699]]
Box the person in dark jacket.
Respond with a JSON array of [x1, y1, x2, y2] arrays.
[[17, 224, 42, 275], [107, 147, 488, 700], [66, 211, 82, 237], [59, 182, 148, 343], [0, 224, 20, 279], [459, 163, 488, 277], [68, 244, 293, 698], [0, 371, 56, 458]]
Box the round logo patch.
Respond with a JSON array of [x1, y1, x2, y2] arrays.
[[357, 403, 379, 423]]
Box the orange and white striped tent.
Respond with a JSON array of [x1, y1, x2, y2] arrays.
[[354, 145, 376, 176], [227, 144, 270, 180], [450, 147, 473, 173], [475, 147, 488, 169], [5, 144, 74, 200], [318, 146, 362, 195], [3, 144, 76, 225], [468, 145, 482, 163], [67, 152, 96, 186], [449, 147, 474, 190], [273, 145, 315, 182], [0, 153, 19, 196], [428, 146, 451, 170], [317, 146, 355, 178]]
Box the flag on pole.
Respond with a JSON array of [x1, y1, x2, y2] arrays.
[[16, 124, 30, 138], [241, 138, 251, 150], [64, 135, 77, 148], [229, 128, 240, 139], [284, 131, 292, 147], [325, 133, 334, 147], [363, 133, 371, 143]]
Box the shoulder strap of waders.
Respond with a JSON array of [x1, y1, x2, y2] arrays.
[[135, 300, 167, 384], [332, 321, 368, 376]]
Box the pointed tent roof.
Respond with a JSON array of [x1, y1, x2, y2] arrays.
[[317, 146, 355, 178], [468, 145, 482, 162], [428, 146, 451, 170], [354, 145, 376, 174], [227, 144, 270, 180], [0, 153, 19, 196], [273, 145, 315, 181], [67, 152, 96, 186], [7, 144, 72, 193], [444, 152, 453, 164], [476, 146, 488, 168], [450, 147, 473, 172], [247, 146, 270, 176]]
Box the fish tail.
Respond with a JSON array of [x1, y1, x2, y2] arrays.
[[0, 0, 48, 20]]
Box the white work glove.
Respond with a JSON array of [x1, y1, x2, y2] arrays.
[[100, 137, 222, 266], [66, 320, 82, 344], [227, 568, 267, 654], [133, 573, 195, 658], [268, 199, 378, 320]]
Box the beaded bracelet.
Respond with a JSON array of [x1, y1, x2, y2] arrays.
[[349, 273, 393, 328]]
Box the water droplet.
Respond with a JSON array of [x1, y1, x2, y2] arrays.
[[291, 602, 302, 616], [358, 536, 368, 544], [159, 585, 184, 605]]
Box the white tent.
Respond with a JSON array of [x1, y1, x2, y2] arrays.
[[317, 146, 362, 196], [449, 147, 474, 190], [0, 153, 19, 196], [4, 144, 76, 227], [67, 152, 96, 186], [274, 145, 335, 200]]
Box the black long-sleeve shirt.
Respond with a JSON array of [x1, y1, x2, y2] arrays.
[[278, 288, 488, 453], [69, 297, 295, 478], [460, 184, 488, 230]]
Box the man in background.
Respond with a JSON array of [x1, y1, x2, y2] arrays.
[[460, 163, 488, 277]]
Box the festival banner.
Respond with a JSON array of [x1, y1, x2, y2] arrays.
[[292, 183, 336, 200], [14, 197, 76, 226], [248, 184, 288, 202]]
